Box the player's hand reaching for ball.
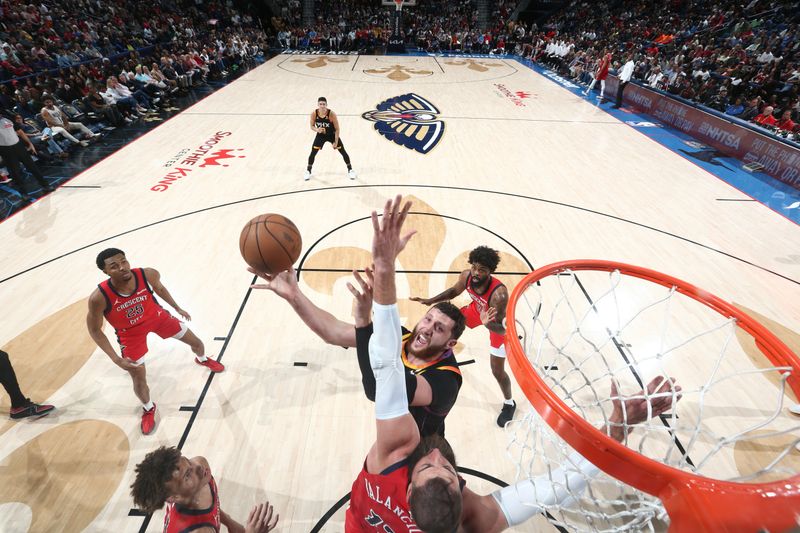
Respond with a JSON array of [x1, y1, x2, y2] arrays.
[[244, 501, 279, 533], [371, 195, 415, 268], [347, 266, 374, 327], [249, 266, 299, 301]]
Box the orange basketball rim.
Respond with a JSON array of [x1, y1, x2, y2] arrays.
[[505, 259, 800, 533]]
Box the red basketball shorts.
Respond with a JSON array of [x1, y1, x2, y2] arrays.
[[118, 310, 186, 363], [460, 303, 506, 357]]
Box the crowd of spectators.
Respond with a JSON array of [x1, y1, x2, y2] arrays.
[[268, 0, 798, 139], [0, 0, 268, 204], [273, 0, 392, 52], [528, 0, 799, 138], [270, 0, 520, 54]]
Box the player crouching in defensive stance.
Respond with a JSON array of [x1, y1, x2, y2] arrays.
[[346, 195, 683, 532], [87, 248, 225, 435], [131, 446, 278, 533]]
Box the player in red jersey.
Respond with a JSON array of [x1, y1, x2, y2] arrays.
[[584, 51, 612, 100], [131, 446, 278, 533], [411, 246, 515, 427], [349, 196, 682, 533], [86, 248, 224, 435]]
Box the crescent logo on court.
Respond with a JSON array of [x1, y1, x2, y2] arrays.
[[361, 93, 445, 154]]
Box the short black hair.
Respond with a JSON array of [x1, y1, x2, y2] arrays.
[[468, 245, 500, 272], [318, 96, 327, 103], [432, 302, 466, 340], [96, 247, 125, 270], [407, 435, 462, 532], [130, 446, 181, 513]]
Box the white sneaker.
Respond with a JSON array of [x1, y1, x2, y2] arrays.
[[303, 170, 311, 181], [348, 169, 357, 180], [789, 404, 800, 415]]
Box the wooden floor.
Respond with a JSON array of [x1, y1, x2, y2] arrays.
[[0, 54, 799, 533]]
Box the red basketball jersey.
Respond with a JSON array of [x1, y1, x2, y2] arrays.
[[345, 459, 421, 532], [465, 275, 504, 312], [98, 268, 166, 333], [163, 476, 221, 533], [596, 55, 611, 80]]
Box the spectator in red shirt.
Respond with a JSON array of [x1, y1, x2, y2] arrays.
[[754, 105, 778, 127], [777, 109, 797, 132]]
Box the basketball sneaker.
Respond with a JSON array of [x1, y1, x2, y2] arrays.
[[496, 400, 516, 427], [196, 357, 225, 372], [141, 404, 157, 435], [303, 170, 312, 181], [10, 400, 55, 420], [348, 169, 357, 180]]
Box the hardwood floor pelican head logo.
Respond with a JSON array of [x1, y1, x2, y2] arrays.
[[361, 93, 444, 154]]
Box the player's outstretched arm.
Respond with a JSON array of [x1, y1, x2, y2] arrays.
[[86, 290, 136, 371], [367, 196, 420, 473], [462, 376, 682, 533], [410, 270, 468, 306], [250, 267, 357, 347], [144, 267, 191, 321]]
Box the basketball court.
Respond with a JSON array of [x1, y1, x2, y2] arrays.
[[1, 52, 798, 532]]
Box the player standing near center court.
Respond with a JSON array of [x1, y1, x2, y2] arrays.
[[304, 96, 357, 181], [411, 246, 516, 427], [86, 248, 225, 435]]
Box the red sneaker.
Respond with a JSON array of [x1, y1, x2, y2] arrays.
[[141, 404, 157, 435], [195, 357, 224, 372], [10, 401, 55, 420]]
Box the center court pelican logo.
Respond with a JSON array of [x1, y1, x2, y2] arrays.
[[361, 93, 444, 154]]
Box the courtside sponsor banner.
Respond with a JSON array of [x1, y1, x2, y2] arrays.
[[609, 75, 800, 189]]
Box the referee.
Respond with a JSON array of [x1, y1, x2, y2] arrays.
[[0, 114, 53, 201]]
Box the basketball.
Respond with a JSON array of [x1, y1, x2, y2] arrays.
[[239, 214, 302, 274]]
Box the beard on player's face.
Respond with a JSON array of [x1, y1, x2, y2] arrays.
[[469, 262, 492, 286], [407, 324, 452, 358]]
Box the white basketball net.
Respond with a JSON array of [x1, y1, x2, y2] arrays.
[[505, 267, 800, 532]]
